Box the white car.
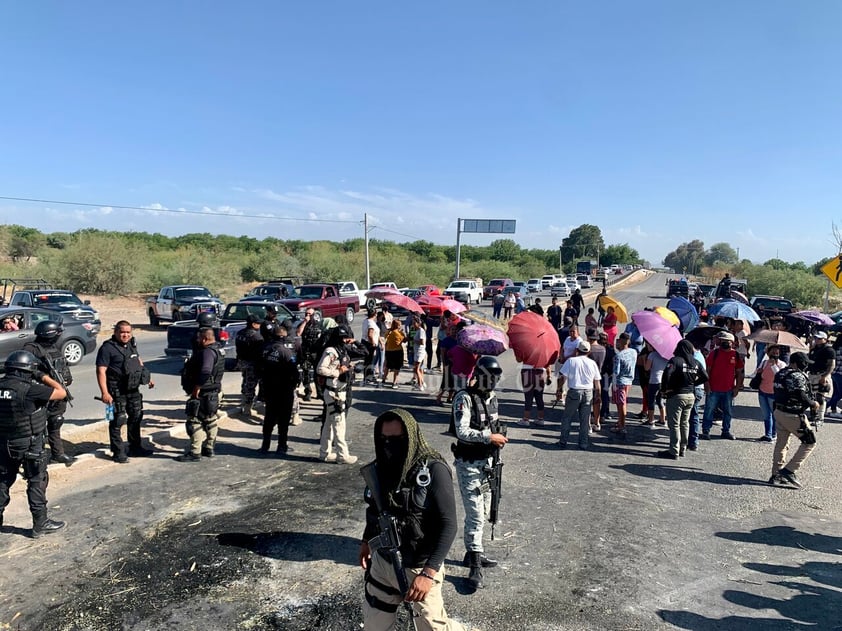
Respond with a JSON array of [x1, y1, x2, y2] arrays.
[[541, 275, 555, 289], [444, 280, 482, 304], [550, 284, 571, 298], [576, 274, 593, 289], [566, 279, 581, 292], [526, 278, 542, 293]]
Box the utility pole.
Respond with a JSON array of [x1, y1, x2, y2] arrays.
[[364, 213, 371, 290], [455, 218, 462, 280]]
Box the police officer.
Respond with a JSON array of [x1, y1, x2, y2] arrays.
[[23, 320, 75, 466], [316, 324, 358, 464], [359, 408, 468, 631], [0, 351, 67, 537], [235, 314, 263, 416], [177, 327, 224, 462], [297, 308, 322, 401], [770, 352, 820, 488], [96, 321, 155, 463], [451, 355, 508, 591], [258, 319, 299, 455]]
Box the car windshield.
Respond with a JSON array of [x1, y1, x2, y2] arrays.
[[755, 298, 792, 309], [175, 288, 213, 301], [450, 282, 469, 288], [34, 293, 83, 306], [297, 286, 326, 299], [252, 286, 298, 299], [489, 280, 505, 286], [223, 303, 291, 321]]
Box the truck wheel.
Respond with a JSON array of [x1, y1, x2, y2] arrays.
[[62, 339, 85, 366], [345, 307, 355, 324], [366, 298, 376, 311], [312, 309, 323, 324], [148, 310, 160, 327]]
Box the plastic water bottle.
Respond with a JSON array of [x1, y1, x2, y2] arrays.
[[105, 403, 115, 422]]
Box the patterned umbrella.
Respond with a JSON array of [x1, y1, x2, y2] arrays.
[[457, 325, 509, 356], [506, 311, 561, 367], [706, 299, 761, 322], [791, 310, 834, 326], [631, 310, 682, 359]]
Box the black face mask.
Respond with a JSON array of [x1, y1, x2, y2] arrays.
[[381, 435, 409, 463], [720, 342, 732, 350]]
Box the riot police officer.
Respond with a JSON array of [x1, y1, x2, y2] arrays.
[[23, 320, 75, 466], [451, 355, 508, 591], [177, 327, 225, 462], [0, 351, 67, 537], [96, 321, 155, 463], [257, 319, 299, 455], [235, 314, 263, 416]]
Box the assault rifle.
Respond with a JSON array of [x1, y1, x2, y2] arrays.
[[360, 462, 417, 630], [484, 421, 507, 540], [42, 354, 73, 408]]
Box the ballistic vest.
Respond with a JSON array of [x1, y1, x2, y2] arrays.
[[0, 376, 48, 440], [453, 389, 499, 461], [23, 341, 71, 384]]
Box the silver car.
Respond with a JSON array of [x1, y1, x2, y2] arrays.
[[0, 307, 100, 366]]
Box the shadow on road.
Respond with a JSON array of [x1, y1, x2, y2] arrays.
[[715, 525, 842, 556], [609, 462, 768, 486], [217, 530, 359, 566]]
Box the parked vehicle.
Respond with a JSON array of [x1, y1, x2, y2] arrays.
[[276, 284, 359, 323], [165, 300, 298, 370], [526, 278, 542, 293], [576, 274, 593, 289], [418, 284, 442, 296], [146, 286, 224, 326], [513, 281, 529, 294], [566, 279, 581, 292], [501, 286, 533, 307], [483, 278, 514, 300], [666, 279, 689, 298], [541, 275, 555, 289], [2, 278, 100, 324], [0, 306, 99, 366], [244, 282, 296, 301], [444, 280, 482, 304], [550, 284, 572, 298], [575, 260, 599, 276], [749, 295, 794, 317]]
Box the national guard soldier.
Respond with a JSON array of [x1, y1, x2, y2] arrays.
[[23, 320, 76, 466], [297, 308, 322, 401], [451, 355, 508, 591], [0, 351, 67, 537], [359, 408, 468, 631], [235, 314, 263, 416], [257, 319, 299, 455], [177, 328, 224, 462], [315, 323, 358, 464], [96, 321, 155, 463]]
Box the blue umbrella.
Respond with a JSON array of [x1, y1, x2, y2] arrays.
[[667, 296, 700, 333], [623, 321, 645, 352], [706, 299, 761, 322]]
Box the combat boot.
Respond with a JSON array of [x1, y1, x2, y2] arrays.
[[466, 551, 485, 590], [463, 551, 498, 568], [32, 512, 66, 539]]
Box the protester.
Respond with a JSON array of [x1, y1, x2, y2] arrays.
[[701, 332, 744, 440], [611, 332, 637, 435], [807, 331, 834, 427], [751, 345, 787, 442], [381, 320, 405, 389], [603, 306, 618, 346], [658, 340, 708, 459], [557, 339, 601, 450]]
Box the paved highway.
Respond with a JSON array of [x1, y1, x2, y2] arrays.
[[2, 272, 840, 630]]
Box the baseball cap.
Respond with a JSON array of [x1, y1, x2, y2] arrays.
[[715, 331, 735, 342], [577, 339, 591, 353], [790, 352, 810, 369], [813, 331, 828, 339], [246, 314, 261, 324]]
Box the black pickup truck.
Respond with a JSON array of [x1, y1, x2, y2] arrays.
[[164, 300, 297, 369]]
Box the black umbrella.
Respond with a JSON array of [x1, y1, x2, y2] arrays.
[[684, 325, 728, 349]]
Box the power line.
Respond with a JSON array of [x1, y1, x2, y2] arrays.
[[0, 195, 360, 225], [371, 225, 424, 241]]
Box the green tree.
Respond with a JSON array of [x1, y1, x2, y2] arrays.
[[763, 258, 790, 270], [561, 224, 604, 265], [704, 242, 738, 267], [663, 240, 705, 274], [601, 243, 640, 266], [6, 225, 45, 262], [488, 239, 521, 262]]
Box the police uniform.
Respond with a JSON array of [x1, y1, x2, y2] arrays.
[[258, 329, 299, 454], [95, 336, 149, 461], [0, 359, 65, 536], [23, 338, 74, 464], [299, 319, 323, 400], [235, 318, 263, 415], [181, 337, 225, 460]]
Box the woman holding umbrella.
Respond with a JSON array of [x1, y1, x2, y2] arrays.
[[750, 345, 787, 442], [603, 306, 619, 346]]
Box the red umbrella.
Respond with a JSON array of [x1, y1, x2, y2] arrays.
[[365, 287, 401, 300], [631, 310, 682, 359], [506, 311, 560, 368], [417, 294, 466, 317], [379, 292, 423, 314]]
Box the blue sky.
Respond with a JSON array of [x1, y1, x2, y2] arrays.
[[1, 1, 840, 266]]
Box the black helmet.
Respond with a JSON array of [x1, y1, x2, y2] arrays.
[[260, 320, 276, 341], [35, 320, 62, 341], [197, 312, 218, 327], [330, 323, 354, 344], [5, 350, 39, 374], [474, 356, 503, 392]]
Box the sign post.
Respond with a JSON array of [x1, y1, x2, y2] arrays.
[[454, 218, 516, 280], [820, 254, 842, 311]]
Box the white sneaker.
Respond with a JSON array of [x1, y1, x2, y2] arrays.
[[517, 418, 531, 427], [322, 453, 338, 463], [531, 418, 545, 427], [339, 455, 358, 465], [291, 414, 302, 426]]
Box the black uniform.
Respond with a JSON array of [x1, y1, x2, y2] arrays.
[[0, 373, 55, 527], [95, 337, 148, 459], [235, 324, 263, 410], [183, 338, 225, 458], [23, 340, 73, 462], [258, 335, 299, 453], [299, 319, 323, 399]]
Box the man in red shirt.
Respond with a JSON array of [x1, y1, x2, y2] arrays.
[[701, 332, 745, 440]]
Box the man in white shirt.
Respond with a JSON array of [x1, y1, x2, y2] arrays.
[[557, 339, 601, 449]]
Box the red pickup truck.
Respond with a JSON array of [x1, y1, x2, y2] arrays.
[[276, 284, 360, 323]]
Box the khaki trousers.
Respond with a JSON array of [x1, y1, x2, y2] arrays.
[[363, 551, 465, 631], [772, 410, 816, 475]]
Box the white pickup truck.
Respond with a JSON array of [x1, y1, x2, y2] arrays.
[[444, 280, 482, 304]]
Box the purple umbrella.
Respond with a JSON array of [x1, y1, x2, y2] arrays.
[[457, 324, 509, 357], [791, 310, 834, 326], [631, 310, 682, 359]]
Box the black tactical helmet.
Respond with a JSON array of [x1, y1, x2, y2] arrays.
[[260, 320, 276, 341], [474, 355, 503, 392], [5, 350, 40, 374], [34, 320, 63, 341], [197, 312, 218, 327], [330, 323, 354, 344]]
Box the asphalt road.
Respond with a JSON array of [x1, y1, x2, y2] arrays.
[[2, 272, 841, 631]]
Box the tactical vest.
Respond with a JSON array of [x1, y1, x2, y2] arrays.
[[261, 340, 299, 388], [24, 341, 72, 385], [773, 367, 813, 414], [0, 376, 48, 440], [235, 327, 264, 363], [186, 346, 224, 393], [453, 389, 499, 461], [104, 339, 144, 392]]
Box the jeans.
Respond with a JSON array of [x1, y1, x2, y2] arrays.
[[688, 385, 704, 446], [758, 391, 777, 439], [561, 388, 593, 448], [828, 372, 842, 412], [702, 390, 733, 434]]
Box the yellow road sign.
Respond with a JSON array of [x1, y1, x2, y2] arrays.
[[820, 255, 842, 289]]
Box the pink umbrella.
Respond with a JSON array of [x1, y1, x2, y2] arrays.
[[365, 287, 401, 300], [507, 311, 560, 367], [631, 310, 682, 359], [418, 294, 467, 316], [379, 292, 423, 314], [457, 325, 509, 356]]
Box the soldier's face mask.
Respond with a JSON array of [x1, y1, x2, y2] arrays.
[[381, 434, 409, 463], [476, 374, 500, 392]]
